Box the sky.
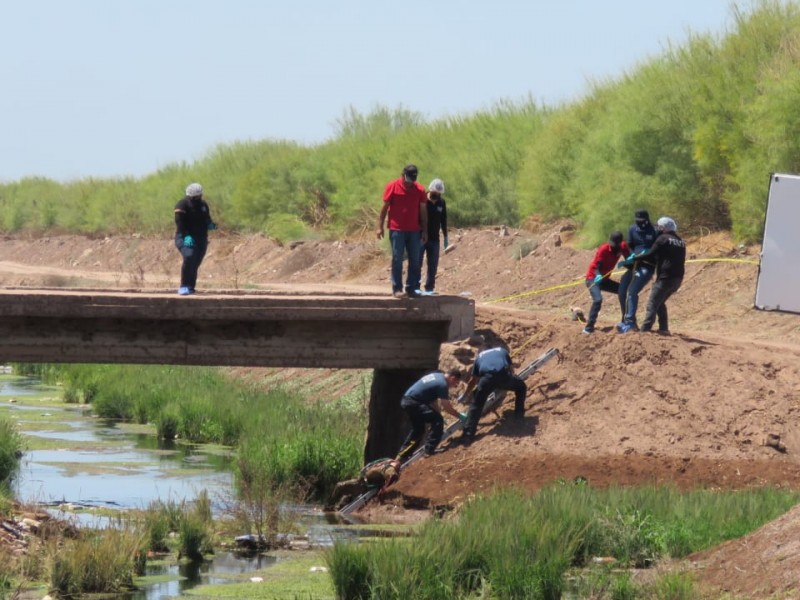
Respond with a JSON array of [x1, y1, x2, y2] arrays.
[[0, 0, 746, 183]]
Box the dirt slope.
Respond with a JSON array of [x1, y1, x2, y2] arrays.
[[1, 224, 799, 596]]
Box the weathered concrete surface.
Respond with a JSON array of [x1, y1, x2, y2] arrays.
[[0, 289, 475, 369]]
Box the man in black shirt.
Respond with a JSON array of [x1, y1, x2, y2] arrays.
[[419, 178, 448, 295], [638, 216, 686, 334], [174, 182, 216, 295]]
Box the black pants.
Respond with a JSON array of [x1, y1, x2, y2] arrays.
[[464, 371, 527, 437], [641, 277, 683, 332], [175, 234, 208, 290], [396, 397, 444, 460]]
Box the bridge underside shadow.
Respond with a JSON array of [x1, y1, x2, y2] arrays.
[[0, 289, 475, 460]]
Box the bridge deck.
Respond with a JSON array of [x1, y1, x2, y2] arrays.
[[0, 289, 475, 369]]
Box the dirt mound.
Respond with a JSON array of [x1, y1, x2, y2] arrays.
[[1, 223, 799, 595], [686, 503, 800, 598]]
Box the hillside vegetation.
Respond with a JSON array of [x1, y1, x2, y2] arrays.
[[2, 1, 799, 245]]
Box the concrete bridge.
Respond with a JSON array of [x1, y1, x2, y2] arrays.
[[0, 288, 475, 459]]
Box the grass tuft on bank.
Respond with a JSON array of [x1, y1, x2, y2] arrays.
[[327, 484, 800, 599]]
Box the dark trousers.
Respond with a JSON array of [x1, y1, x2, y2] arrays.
[[420, 239, 441, 292], [175, 234, 207, 290], [585, 278, 621, 330], [397, 397, 444, 460], [641, 277, 683, 332], [464, 371, 527, 436]]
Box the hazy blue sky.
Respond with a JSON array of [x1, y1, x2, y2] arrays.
[[1, 0, 745, 182]]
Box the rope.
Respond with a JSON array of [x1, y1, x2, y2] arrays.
[[490, 256, 757, 359], [487, 257, 757, 306]]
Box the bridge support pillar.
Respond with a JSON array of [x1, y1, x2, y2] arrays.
[[365, 368, 427, 462]]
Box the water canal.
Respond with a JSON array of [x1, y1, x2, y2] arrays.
[[0, 373, 354, 599]]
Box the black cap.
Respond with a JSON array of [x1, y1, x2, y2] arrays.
[[634, 209, 650, 221], [403, 164, 418, 181], [609, 231, 623, 245]]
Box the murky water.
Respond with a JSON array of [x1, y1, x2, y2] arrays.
[[0, 374, 350, 599]]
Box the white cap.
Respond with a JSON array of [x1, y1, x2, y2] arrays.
[[185, 183, 203, 197], [428, 178, 445, 194], [657, 216, 677, 232]]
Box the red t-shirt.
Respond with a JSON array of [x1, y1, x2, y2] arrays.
[[383, 178, 427, 232], [585, 241, 631, 279]]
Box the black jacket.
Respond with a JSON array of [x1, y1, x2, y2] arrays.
[[174, 196, 212, 240]]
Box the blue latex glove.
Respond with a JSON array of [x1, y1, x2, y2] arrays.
[[183, 235, 194, 248], [618, 255, 635, 268], [592, 273, 603, 284], [443, 236, 449, 250], [207, 222, 217, 231]]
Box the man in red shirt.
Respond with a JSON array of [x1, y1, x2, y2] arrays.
[[376, 164, 429, 298], [582, 231, 631, 334]]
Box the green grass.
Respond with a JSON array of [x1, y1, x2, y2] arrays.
[[3, 3, 800, 244], [47, 526, 146, 597], [327, 484, 800, 599], [184, 551, 334, 599], [20, 363, 365, 504]]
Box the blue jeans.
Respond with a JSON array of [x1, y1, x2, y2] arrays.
[[618, 263, 654, 326], [420, 238, 441, 292], [389, 230, 422, 293], [585, 278, 621, 331]]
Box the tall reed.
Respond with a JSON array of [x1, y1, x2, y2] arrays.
[[33, 363, 365, 503], [327, 484, 800, 599]]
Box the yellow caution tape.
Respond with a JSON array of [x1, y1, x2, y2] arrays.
[[486, 257, 758, 305]]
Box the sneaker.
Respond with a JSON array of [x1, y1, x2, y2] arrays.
[[393, 290, 406, 298], [616, 322, 633, 334], [581, 327, 593, 335], [178, 286, 191, 295], [423, 448, 443, 457], [656, 329, 671, 336], [406, 289, 422, 298]]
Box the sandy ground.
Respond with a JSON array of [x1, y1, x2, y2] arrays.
[[1, 223, 799, 597]]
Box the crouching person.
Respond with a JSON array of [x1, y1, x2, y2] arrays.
[[396, 369, 464, 461]]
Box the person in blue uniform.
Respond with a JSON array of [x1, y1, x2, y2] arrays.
[[460, 346, 527, 442], [396, 369, 464, 460], [617, 209, 657, 332]]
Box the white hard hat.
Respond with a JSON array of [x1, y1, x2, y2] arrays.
[[428, 178, 445, 194], [657, 216, 677, 232], [185, 183, 203, 197]]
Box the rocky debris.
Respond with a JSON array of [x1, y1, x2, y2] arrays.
[[763, 433, 787, 453]]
